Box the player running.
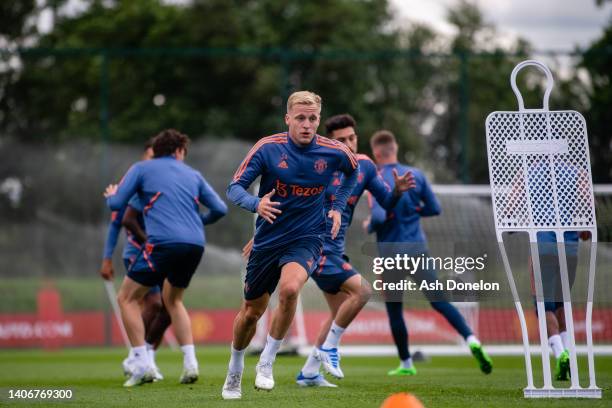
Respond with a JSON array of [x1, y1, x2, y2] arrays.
[[99, 139, 169, 381], [221, 92, 359, 400], [524, 160, 591, 381], [104, 129, 227, 387], [530, 232, 583, 381], [365, 130, 492, 376], [295, 114, 415, 387]]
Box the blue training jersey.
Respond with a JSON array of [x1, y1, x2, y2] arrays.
[[368, 163, 441, 249], [106, 156, 227, 247], [101, 202, 145, 262], [322, 154, 399, 255], [227, 132, 359, 251]]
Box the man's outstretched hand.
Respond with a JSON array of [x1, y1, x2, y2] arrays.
[[392, 169, 416, 196], [257, 189, 282, 224]]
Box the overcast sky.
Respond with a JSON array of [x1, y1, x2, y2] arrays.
[[41, 0, 612, 52], [389, 0, 612, 51]]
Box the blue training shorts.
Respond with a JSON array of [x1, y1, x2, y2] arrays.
[[244, 237, 322, 300], [123, 258, 161, 294], [311, 253, 358, 294], [532, 253, 578, 313], [127, 243, 204, 289]]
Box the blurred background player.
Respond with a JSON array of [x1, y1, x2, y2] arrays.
[[99, 139, 170, 381], [104, 129, 227, 386], [365, 130, 492, 377], [296, 114, 415, 387], [530, 231, 580, 381], [222, 91, 359, 400]]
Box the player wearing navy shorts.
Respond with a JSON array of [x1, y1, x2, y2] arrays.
[[104, 129, 227, 387], [530, 232, 583, 381], [365, 130, 492, 376], [221, 92, 359, 400], [294, 114, 415, 387], [99, 139, 170, 381]]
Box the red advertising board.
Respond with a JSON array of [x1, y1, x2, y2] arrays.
[[1, 308, 611, 348]]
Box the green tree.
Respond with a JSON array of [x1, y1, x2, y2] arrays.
[[1, 0, 410, 144], [580, 20, 612, 182]]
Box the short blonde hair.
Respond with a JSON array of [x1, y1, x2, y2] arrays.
[[287, 91, 322, 112]]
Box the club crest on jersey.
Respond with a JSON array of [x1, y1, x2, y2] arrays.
[[314, 158, 327, 174], [278, 153, 289, 169]]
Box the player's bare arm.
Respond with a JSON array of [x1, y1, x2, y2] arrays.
[[122, 206, 147, 244]]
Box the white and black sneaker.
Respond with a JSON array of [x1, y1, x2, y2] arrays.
[[222, 371, 243, 400]]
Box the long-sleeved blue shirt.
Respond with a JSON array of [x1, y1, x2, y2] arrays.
[[368, 163, 440, 249], [323, 154, 399, 255], [106, 156, 227, 247], [227, 133, 359, 250]]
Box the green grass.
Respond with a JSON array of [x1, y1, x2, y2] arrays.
[[0, 347, 610, 407]]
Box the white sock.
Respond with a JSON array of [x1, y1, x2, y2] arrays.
[[229, 345, 246, 373], [181, 344, 198, 369], [127, 348, 135, 360], [145, 342, 156, 365], [322, 321, 346, 349], [401, 357, 414, 369], [549, 334, 564, 358], [259, 334, 283, 364], [466, 335, 481, 346], [131, 345, 148, 366], [301, 347, 321, 376], [560, 331, 570, 350]]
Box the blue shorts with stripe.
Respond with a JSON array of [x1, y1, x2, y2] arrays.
[[311, 253, 358, 294], [123, 258, 161, 294], [244, 237, 322, 300], [125, 243, 204, 289]]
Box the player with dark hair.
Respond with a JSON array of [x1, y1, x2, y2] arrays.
[[99, 139, 169, 381], [104, 129, 227, 387], [221, 92, 359, 400], [366, 130, 493, 376], [295, 114, 415, 387]]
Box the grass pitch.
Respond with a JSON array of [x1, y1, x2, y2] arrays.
[[0, 347, 610, 407]]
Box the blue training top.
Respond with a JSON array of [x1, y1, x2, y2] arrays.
[[106, 156, 227, 247], [322, 154, 399, 255], [368, 163, 441, 250], [227, 133, 359, 251]]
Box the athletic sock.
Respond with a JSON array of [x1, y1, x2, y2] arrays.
[[466, 335, 481, 346], [181, 344, 198, 369], [560, 331, 570, 350], [259, 334, 283, 364], [401, 357, 414, 369], [549, 334, 564, 358], [229, 344, 246, 373], [145, 342, 156, 366], [322, 321, 346, 349], [301, 347, 321, 376], [131, 345, 148, 368]]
